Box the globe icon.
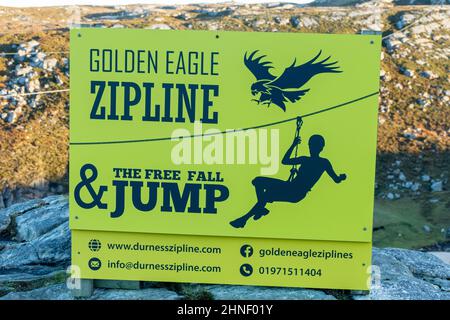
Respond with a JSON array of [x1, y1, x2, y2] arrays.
[[88, 239, 102, 252]]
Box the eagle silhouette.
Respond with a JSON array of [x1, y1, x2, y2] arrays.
[[244, 50, 342, 111]]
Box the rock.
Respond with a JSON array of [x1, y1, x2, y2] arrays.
[[0, 265, 64, 283], [383, 38, 401, 52], [205, 285, 336, 300], [396, 14, 415, 29], [26, 78, 40, 92], [0, 221, 70, 268], [0, 265, 66, 294], [430, 181, 443, 192], [421, 175, 431, 182], [425, 278, 450, 292], [30, 52, 46, 67], [207, 23, 219, 31], [0, 283, 73, 300], [416, 59, 425, 65], [252, 19, 266, 29], [146, 24, 172, 30], [84, 9, 149, 21], [301, 17, 318, 28], [0, 198, 45, 234], [290, 16, 300, 28], [25, 40, 40, 51], [197, 8, 233, 18], [273, 16, 289, 25], [420, 70, 438, 79], [423, 225, 431, 233], [371, 248, 413, 279], [43, 58, 57, 71], [0, 283, 180, 300], [15, 65, 32, 76], [289, 16, 317, 28], [429, 252, 450, 265], [383, 248, 450, 279], [15, 196, 68, 241], [34, 221, 70, 264], [15, 49, 27, 60], [91, 287, 180, 300], [42, 194, 67, 205], [54, 74, 63, 85], [6, 111, 17, 123], [354, 248, 450, 300], [355, 275, 449, 300], [17, 76, 27, 85], [400, 67, 414, 78], [0, 242, 40, 270], [0, 286, 14, 296], [1, 188, 13, 208], [175, 13, 191, 20]]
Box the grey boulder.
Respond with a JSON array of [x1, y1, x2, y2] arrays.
[[0, 198, 45, 234], [0, 221, 70, 268], [355, 248, 450, 300], [0, 283, 180, 300], [15, 196, 68, 241], [205, 285, 336, 300]]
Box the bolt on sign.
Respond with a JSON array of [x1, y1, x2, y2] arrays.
[[70, 29, 381, 290]]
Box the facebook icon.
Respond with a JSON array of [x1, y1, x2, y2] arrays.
[[240, 244, 253, 258]]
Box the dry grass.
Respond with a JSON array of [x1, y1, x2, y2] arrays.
[[0, 95, 69, 190]]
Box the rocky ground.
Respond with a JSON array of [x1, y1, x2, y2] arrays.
[[0, 196, 449, 300]]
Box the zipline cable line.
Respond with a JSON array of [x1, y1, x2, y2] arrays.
[[0, 51, 69, 56], [70, 91, 379, 146], [0, 89, 69, 98]]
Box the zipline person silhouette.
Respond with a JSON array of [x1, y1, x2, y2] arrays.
[[230, 117, 347, 229]]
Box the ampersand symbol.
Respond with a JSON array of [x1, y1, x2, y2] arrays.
[[74, 163, 108, 209]]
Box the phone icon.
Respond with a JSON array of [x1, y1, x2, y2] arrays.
[[239, 263, 253, 277]]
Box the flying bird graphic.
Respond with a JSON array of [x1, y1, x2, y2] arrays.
[[244, 50, 342, 111]]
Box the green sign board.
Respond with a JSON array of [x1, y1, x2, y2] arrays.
[[70, 28, 380, 290]]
